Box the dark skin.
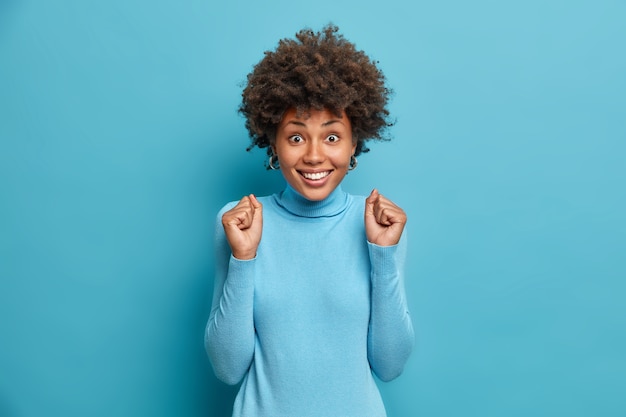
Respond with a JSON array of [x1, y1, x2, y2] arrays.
[[222, 189, 406, 260], [222, 108, 406, 260], [240, 25, 393, 157]]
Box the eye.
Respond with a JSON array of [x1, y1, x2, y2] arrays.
[[288, 135, 304, 143], [326, 134, 339, 143]]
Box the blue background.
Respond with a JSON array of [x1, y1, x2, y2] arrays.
[[1, 1, 625, 416]]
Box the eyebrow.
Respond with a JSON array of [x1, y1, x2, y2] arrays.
[[284, 119, 344, 127], [322, 119, 343, 127]]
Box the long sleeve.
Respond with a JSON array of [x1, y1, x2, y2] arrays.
[[206, 189, 415, 416], [204, 205, 256, 385], [367, 233, 414, 381]]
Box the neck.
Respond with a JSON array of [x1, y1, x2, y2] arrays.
[[275, 185, 349, 218]]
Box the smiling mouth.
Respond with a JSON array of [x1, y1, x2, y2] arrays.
[[300, 171, 332, 181]]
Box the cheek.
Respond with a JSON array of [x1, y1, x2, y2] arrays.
[[276, 150, 302, 169], [336, 147, 355, 166]]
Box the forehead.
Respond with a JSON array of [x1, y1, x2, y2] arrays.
[[279, 108, 350, 127]]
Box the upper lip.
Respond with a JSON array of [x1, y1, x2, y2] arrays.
[[298, 170, 333, 180], [298, 169, 332, 173]]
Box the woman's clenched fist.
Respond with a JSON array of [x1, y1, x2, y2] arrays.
[[222, 194, 263, 260], [364, 189, 407, 246]]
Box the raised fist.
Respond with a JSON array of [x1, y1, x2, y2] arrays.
[[364, 189, 407, 246], [221, 194, 263, 260]]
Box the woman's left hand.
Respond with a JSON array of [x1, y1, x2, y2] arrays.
[[365, 189, 407, 246]]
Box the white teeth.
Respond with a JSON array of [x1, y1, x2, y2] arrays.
[[302, 171, 330, 180]]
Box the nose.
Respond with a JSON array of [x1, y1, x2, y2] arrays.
[[302, 140, 324, 164]]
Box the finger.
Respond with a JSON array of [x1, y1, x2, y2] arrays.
[[372, 193, 390, 225], [224, 209, 251, 230], [249, 194, 263, 221], [237, 195, 252, 209], [223, 196, 255, 229], [365, 189, 379, 215], [248, 194, 263, 231], [374, 205, 393, 226], [367, 189, 394, 226], [373, 196, 406, 226], [225, 196, 252, 219], [237, 209, 254, 230], [249, 194, 262, 210]]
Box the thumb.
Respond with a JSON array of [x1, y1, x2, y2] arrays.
[[249, 194, 263, 225], [364, 189, 380, 233], [249, 194, 262, 209], [365, 189, 378, 215]]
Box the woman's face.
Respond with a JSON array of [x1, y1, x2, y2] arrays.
[[273, 108, 356, 201]]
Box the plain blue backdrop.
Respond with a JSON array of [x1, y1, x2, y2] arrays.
[[1, 1, 625, 416]]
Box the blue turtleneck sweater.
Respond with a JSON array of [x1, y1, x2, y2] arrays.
[[205, 186, 414, 417]]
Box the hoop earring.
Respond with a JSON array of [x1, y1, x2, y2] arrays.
[[268, 154, 280, 170], [348, 155, 358, 171]]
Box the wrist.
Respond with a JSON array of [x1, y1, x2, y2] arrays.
[[232, 250, 257, 260]]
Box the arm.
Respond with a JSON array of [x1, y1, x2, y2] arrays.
[[367, 235, 414, 381], [204, 196, 262, 385], [364, 189, 414, 381]]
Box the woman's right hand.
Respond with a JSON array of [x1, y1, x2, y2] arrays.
[[221, 194, 263, 260]]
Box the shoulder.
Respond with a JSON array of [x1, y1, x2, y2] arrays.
[[349, 193, 366, 204], [216, 194, 277, 218], [347, 193, 366, 212]]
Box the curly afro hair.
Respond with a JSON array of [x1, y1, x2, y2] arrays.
[[239, 24, 394, 157]]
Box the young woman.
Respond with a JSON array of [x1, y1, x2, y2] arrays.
[[205, 25, 414, 417]]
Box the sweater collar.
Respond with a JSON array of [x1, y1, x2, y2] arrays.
[[275, 185, 350, 218]]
